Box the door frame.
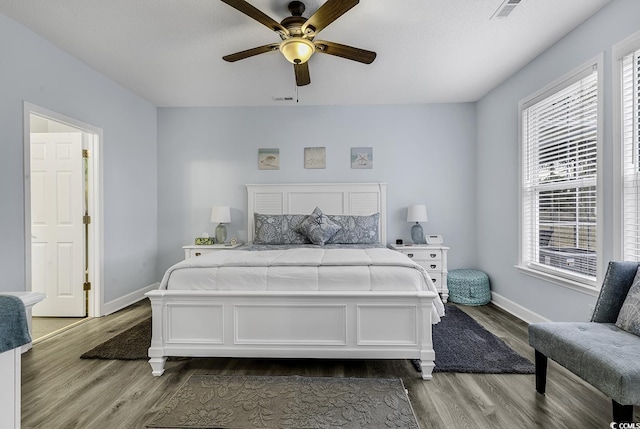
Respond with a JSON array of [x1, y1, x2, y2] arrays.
[[23, 102, 103, 317]]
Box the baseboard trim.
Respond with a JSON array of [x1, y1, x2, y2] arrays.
[[491, 292, 551, 324], [102, 282, 159, 316]]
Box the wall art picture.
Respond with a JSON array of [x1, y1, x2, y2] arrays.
[[304, 147, 326, 169], [351, 147, 373, 169], [258, 148, 280, 170]]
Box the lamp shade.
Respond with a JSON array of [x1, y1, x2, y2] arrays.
[[279, 37, 315, 64], [407, 204, 428, 223], [210, 206, 231, 223]]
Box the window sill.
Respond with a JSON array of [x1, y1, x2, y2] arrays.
[[516, 265, 600, 297]]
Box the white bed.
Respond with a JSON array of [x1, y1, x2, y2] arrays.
[[146, 183, 444, 379]]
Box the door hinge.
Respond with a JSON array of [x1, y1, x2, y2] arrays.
[[82, 149, 90, 158], [83, 215, 91, 224], [83, 282, 92, 291]]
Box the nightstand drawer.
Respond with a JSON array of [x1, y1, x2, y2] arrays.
[[424, 260, 442, 271], [185, 248, 216, 258], [412, 260, 442, 272], [403, 249, 442, 261], [183, 243, 242, 259], [428, 273, 443, 290]]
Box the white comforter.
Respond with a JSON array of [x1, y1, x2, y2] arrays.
[[160, 247, 445, 322]]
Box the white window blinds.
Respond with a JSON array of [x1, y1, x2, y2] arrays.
[[521, 66, 598, 281], [622, 48, 640, 261]]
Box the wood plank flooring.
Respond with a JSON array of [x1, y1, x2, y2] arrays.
[[31, 317, 88, 342], [21, 300, 637, 428]]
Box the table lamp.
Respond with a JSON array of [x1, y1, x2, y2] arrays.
[[211, 206, 231, 244], [407, 204, 428, 244]]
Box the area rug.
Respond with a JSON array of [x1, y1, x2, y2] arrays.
[[80, 306, 535, 374], [80, 317, 151, 360], [417, 305, 535, 374], [146, 375, 419, 429]]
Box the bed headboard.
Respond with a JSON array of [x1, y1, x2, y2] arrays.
[[246, 183, 387, 244]]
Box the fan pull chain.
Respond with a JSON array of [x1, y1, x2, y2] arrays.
[[296, 84, 299, 103]]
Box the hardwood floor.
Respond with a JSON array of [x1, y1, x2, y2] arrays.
[[31, 317, 87, 342], [21, 300, 637, 428]]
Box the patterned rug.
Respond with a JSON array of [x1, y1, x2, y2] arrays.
[[146, 375, 419, 429]]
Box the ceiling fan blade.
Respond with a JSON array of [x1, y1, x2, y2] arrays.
[[314, 40, 376, 64], [220, 0, 289, 36], [294, 62, 311, 86], [301, 0, 359, 36], [222, 43, 279, 62]]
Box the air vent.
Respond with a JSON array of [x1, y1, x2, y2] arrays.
[[491, 0, 521, 19]]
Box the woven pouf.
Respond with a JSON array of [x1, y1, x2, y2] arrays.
[[447, 269, 491, 306]]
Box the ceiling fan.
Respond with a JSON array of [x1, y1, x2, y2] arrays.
[[220, 0, 376, 86]]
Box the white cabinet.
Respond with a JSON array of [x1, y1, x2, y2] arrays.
[[182, 243, 242, 259], [0, 348, 20, 429], [0, 292, 45, 429], [389, 244, 449, 303]]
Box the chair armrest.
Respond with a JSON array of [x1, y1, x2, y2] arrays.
[[591, 261, 639, 323]]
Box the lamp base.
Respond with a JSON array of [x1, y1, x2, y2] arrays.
[[411, 223, 424, 244], [215, 224, 227, 244]]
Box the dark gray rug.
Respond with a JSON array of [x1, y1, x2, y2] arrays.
[[421, 305, 535, 374], [80, 306, 534, 374], [80, 317, 152, 360], [146, 375, 419, 429]]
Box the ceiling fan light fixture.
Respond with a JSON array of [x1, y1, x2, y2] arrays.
[[279, 37, 315, 64]]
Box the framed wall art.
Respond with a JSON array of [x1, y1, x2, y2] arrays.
[[258, 148, 280, 170], [351, 147, 373, 169], [304, 147, 326, 169]]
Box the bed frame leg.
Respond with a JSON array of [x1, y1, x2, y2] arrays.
[[149, 357, 167, 376], [420, 360, 435, 380]]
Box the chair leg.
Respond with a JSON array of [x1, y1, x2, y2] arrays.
[[612, 400, 633, 423], [535, 350, 547, 394]]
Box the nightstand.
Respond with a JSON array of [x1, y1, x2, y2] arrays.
[[182, 243, 242, 259], [389, 243, 449, 303]]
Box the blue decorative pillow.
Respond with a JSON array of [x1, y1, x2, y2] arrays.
[[253, 213, 310, 244], [325, 213, 380, 244], [616, 267, 640, 336], [297, 207, 341, 245]]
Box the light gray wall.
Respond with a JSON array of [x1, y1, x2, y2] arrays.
[[157, 104, 477, 275], [476, 0, 640, 322], [0, 13, 158, 304]]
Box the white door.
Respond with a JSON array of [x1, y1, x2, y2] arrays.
[[30, 132, 85, 317]]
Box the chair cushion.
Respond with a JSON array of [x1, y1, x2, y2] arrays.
[[529, 322, 640, 405], [592, 261, 639, 323], [616, 266, 640, 336]]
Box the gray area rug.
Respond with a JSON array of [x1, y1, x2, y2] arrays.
[[146, 375, 419, 429], [80, 317, 151, 360], [422, 305, 535, 374], [80, 306, 534, 374]]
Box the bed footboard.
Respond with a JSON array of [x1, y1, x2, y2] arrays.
[[145, 289, 437, 380]]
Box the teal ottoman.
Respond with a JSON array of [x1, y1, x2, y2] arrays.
[[447, 269, 491, 306]]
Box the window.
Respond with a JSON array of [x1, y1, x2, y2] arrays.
[[520, 59, 601, 287], [620, 43, 640, 261]]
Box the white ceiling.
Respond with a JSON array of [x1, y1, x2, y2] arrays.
[[0, 0, 611, 107]]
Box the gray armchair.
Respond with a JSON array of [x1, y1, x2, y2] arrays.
[[528, 261, 640, 423]]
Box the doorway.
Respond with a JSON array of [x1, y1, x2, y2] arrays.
[[23, 103, 102, 320]]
